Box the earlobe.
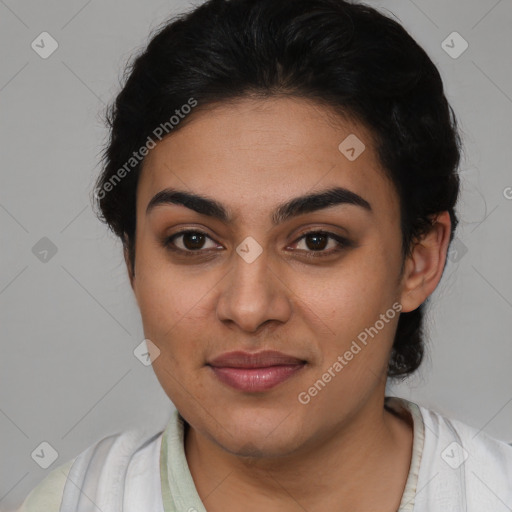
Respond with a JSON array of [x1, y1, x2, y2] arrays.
[[399, 211, 452, 313]]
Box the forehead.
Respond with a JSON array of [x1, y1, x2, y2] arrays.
[[137, 96, 399, 225]]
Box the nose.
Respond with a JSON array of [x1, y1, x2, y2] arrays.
[[215, 241, 292, 334]]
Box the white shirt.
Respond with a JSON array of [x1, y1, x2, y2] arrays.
[[16, 397, 512, 511]]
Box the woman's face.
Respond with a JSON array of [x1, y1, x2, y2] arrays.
[[130, 96, 419, 456]]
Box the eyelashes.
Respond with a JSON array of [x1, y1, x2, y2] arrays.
[[162, 229, 353, 259]]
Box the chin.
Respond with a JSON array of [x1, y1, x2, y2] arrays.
[[217, 430, 303, 459], [207, 406, 307, 458]]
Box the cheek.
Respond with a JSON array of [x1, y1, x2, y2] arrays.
[[134, 253, 219, 353], [290, 247, 400, 381], [296, 252, 396, 332]]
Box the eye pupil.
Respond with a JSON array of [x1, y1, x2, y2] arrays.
[[305, 233, 328, 251], [183, 232, 205, 250]]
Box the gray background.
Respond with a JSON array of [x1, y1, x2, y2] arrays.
[[1, 0, 511, 510]]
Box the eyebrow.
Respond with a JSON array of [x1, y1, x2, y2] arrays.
[[146, 186, 372, 224]]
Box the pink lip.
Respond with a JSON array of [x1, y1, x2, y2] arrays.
[[207, 350, 307, 392]]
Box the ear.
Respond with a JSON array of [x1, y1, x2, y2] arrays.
[[399, 211, 452, 313]]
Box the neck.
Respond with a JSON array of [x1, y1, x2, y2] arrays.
[[184, 394, 414, 512]]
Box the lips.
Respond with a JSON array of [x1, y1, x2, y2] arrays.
[[208, 350, 306, 368], [207, 350, 306, 392]]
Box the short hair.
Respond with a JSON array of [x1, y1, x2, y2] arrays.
[[93, 0, 462, 378]]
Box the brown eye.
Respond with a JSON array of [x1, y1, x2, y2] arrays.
[[162, 229, 352, 260], [181, 231, 206, 250], [292, 231, 350, 257], [303, 232, 330, 251], [163, 230, 219, 254]]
